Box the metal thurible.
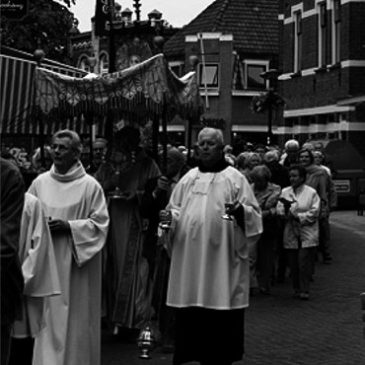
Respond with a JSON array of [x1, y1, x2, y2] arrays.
[[137, 324, 156, 359]]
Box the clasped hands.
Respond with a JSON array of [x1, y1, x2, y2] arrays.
[[48, 218, 71, 233], [224, 201, 242, 218]]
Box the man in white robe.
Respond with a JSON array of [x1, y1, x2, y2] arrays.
[[28, 130, 109, 365], [160, 128, 262, 365]]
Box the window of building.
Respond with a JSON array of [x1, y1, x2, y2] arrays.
[[318, 2, 327, 67], [169, 61, 184, 78], [294, 10, 303, 73], [243, 60, 269, 90], [198, 63, 219, 89], [332, 0, 341, 64], [99, 53, 109, 74], [78, 56, 91, 73]]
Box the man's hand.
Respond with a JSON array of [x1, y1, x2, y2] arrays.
[[155, 176, 170, 192], [120, 191, 136, 201], [48, 219, 71, 233], [159, 209, 172, 223], [225, 201, 242, 217]]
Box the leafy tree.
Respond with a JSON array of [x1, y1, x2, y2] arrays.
[[1, 0, 79, 63]]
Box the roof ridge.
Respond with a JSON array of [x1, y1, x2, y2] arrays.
[[212, 0, 231, 32]]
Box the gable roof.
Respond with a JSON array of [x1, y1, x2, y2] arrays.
[[164, 0, 279, 57]]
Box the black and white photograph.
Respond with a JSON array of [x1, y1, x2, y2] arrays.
[[1, 0, 365, 364]]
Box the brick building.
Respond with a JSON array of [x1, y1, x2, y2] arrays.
[[279, 0, 365, 157], [163, 0, 280, 147]]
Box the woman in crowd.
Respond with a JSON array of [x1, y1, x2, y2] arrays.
[[250, 165, 281, 294], [236, 152, 252, 179], [236, 152, 262, 183], [298, 149, 327, 203], [247, 152, 262, 170], [277, 165, 320, 300], [299, 148, 332, 264]]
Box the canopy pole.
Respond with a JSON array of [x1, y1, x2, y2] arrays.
[[187, 54, 200, 165], [87, 113, 94, 170], [39, 112, 45, 167], [187, 118, 193, 164], [34, 47, 45, 167], [152, 116, 159, 163], [162, 103, 168, 173]]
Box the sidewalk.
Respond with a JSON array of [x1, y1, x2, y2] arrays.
[[330, 210, 365, 238], [243, 210, 365, 365]]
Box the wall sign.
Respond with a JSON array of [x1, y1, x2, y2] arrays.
[[333, 179, 351, 194]]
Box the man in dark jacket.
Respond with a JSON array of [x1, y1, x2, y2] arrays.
[[264, 150, 290, 283], [1, 157, 25, 365]]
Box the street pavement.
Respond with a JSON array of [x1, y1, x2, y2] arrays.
[[101, 211, 365, 365]]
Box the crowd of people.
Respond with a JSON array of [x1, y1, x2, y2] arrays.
[[0, 126, 337, 365]]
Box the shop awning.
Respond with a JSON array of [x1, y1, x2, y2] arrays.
[[0, 46, 87, 135]]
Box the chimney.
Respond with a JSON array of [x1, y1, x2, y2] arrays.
[[121, 7, 133, 25], [148, 9, 162, 27]]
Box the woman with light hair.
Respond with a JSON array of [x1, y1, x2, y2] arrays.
[[250, 165, 281, 294], [236, 152, 252, 179], [280, 139, 300, 167]]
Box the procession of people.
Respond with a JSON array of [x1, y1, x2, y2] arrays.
[[0, 121, 340, 365]]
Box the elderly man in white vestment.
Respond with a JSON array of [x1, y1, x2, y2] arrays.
[[160, 128, 263, 365], [28, 130, 109, 365]]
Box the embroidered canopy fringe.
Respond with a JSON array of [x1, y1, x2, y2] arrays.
[[34, 54, 203, 127]]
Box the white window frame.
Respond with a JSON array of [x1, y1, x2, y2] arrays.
[[317, 1, 328, 67], [331, 0, 341, 64], [78, 55, 91, 73], [198, 62, 219, 89], [99, 52, 109, 74], [294, 10, 303, 73], [243, 59, 269, 90]]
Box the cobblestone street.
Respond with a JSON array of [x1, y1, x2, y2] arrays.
[[102, 211, 365, 365]]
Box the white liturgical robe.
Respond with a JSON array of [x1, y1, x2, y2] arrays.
[[13, 192, 61, 338], [165, 166, 262, 310], [28, 162, 109, 365]]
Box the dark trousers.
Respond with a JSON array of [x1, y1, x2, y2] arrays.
[[287, 247, 316, 293], [159, 304, 175, 345], [1, 325, 11, 365], [276, 220, 288, 282], [173, 307, 244, 365], [319, 217, 331, 259], [8, 337, 34, 365], [257, 237, 276, 290]]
